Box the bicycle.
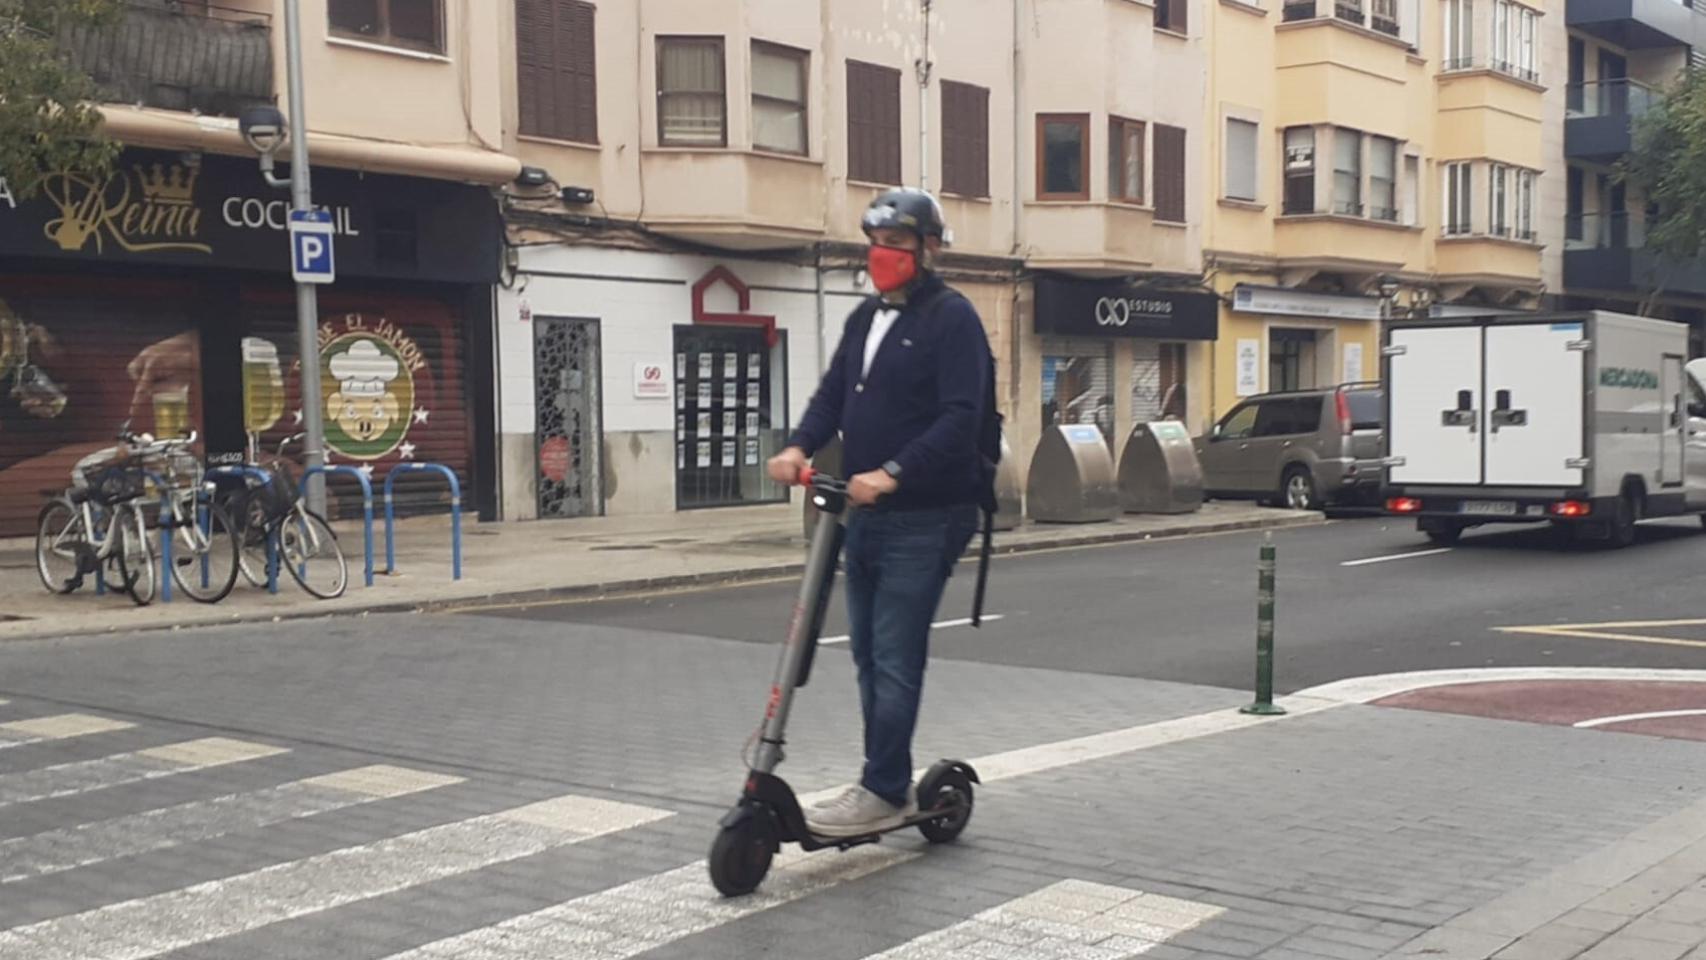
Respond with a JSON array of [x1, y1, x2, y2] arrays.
[[35, 428, 163, 605], [134, 433, 243, 604], [222, 433, 348, 600]]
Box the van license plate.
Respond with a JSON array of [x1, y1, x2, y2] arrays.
[[1461, 501, 1517, 516]]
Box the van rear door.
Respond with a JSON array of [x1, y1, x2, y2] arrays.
[[1388, 326, 1483, 485]]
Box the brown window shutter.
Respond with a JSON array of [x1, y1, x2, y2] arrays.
[[566, 0, 597, 143], [516, 0, 547, 137], [941, 81, 989, 198], [847, 63, 869, 181], [516, 0, 597, 142], [848, 61, 901, 184], [1155, 124, 1187, 222]]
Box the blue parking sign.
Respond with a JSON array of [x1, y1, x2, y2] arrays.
[[289, 209, 335, 284]]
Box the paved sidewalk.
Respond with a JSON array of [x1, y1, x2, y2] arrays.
[[0, 499, 1320, 642]]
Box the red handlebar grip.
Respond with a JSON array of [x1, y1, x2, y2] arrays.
[[797, 466, 817, 487]]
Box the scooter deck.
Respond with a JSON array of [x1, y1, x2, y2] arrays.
[[798, 801, 970, 851]]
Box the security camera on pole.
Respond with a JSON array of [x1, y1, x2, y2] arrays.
[[238, 0, 329, 515]]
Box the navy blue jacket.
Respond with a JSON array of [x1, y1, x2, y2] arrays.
[[787, 274, 992, 510]]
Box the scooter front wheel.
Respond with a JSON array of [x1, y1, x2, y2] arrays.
[[709, 814, 776, 897], [916, 767, 975, 844]]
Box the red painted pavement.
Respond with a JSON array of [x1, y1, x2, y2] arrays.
[[1375, 680, 1706, 741]]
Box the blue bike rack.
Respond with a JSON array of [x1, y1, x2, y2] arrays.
[[206, 465, 280, 595], [304, 465, 375, 588], [384, 463, 462, 581]]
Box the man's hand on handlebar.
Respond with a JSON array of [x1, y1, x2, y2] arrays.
[[847, 469, 898, 507], [767, 447, 808, 486]]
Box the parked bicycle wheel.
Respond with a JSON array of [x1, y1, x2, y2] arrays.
[[35, 498, 85, 594], [117, 505, 156, 606], [280, 508, 347, 600], [225, 489, 275, 589], [168, 501, 241, 603]]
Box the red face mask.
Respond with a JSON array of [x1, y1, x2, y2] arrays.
[[867, 245, 919, 293]]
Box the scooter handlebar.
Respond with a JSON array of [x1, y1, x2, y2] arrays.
[[795, 467, 848, 494]]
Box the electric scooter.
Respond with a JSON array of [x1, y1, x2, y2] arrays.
[[708, 468, 979, 897]]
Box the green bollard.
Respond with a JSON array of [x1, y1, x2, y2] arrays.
[[1241, 531, 1287, 716]]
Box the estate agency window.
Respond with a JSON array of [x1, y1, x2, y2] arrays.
[[673, 326, 788, 508], [329, 0, 442, 53]]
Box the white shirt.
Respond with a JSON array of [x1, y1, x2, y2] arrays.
[[862, 307, 900, 378]]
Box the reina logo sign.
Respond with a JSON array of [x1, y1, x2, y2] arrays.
[[1599, 366, 1659, 390], [39, 163, 212, 255]]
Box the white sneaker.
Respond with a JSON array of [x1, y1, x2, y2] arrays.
[[805, 785, 907, 838]]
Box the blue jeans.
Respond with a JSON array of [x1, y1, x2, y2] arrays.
[[843, 503, 980, 807]]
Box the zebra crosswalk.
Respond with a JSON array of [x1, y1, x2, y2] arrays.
[[0, 702, 1240, 960]]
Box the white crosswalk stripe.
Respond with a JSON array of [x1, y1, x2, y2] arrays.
[[0, 793, 673, 960], [0, 713, 133, 749], [0, 764, 463, 884], [856, 879, 1226, 959], [383, 845, 918, 960], [0, 737, 288, 808]]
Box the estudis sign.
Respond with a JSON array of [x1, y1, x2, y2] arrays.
[[1034, 276, 1219, 340]]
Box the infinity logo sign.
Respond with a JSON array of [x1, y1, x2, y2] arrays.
[[1094, 297, 1131, 327]]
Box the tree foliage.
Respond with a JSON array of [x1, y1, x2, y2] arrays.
[[1621, 68, 1706, 268], [0, 0, 122, 199]]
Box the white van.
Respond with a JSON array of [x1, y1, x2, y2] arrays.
[[1381, 311, 1706, 546]]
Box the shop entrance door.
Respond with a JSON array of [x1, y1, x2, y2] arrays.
[[534, 317, 602, 518]]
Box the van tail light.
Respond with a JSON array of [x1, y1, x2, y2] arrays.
[[1549, 500, 1591, 518], [1336, 390, 1352, 434], [1387, 497, 1423, 514]]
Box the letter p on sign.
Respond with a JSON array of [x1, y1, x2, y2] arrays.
[[289, 209, 336, 284]]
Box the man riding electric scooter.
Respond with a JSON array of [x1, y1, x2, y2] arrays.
[[767, 188, 995, 839]]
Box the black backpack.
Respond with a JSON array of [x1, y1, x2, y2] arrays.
[[883, 286, 1002, 627]]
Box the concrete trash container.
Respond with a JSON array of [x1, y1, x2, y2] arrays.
[[1117, 420, 1203, 514], [1025, 424, 1119, 523]]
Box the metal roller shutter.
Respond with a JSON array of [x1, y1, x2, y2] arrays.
[[0, 276, 203, 538], [239, 287, 472, 524]]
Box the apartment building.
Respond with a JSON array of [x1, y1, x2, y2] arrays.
[[494, 0, 1214, 522], [0, 0, 519, 536], [1200, 0, 1552, 428], [1558, 0, 1706, 348]]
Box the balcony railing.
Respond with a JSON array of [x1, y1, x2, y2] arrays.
[[1565, 78, 1660, 118], [1567, 211, 1647, 248], [58, 1, 273, 117], [1334, 1, 1366, 23], [1283, 0, 1318, 20], [1489, 59, 1541, 84]]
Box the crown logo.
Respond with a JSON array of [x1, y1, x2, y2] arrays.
[[134, 163, 199, 204]]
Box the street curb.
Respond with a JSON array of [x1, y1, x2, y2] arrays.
[[2, 511, 1325, 641]]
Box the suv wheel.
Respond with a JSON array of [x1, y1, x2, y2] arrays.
[[1281, 466, 1319, 511]]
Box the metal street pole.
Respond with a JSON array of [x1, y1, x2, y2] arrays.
[[283, 0, 326, 514]]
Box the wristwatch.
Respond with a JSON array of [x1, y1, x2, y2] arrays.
[[881, 460, 904, 482]]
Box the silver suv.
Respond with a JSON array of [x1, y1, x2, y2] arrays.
[[1193, 383, 1385, 510]]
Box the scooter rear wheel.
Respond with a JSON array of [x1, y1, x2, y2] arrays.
[[709, 815, 775, 897], [916, 768, 974, 844]]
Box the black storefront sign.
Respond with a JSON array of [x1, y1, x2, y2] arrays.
[[0, 147, 500, 284], [1034, 276, 1219, 340]]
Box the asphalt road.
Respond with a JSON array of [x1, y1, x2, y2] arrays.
[[467, 513, 1706, 692]]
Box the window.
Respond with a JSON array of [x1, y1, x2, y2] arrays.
[[1110, 117, 1146, 204], [1491, 0, 1538, 81], [1489, 163, 1510, 236], [1370, 136, 1397, 221], [1332, 128, 1362, 216], [1153, 124, 1187, 222], [941, 81, 989, 198], [1283, 126, 1316, 214], [1443, 162, 1473, 236], [515, 0, 597, 144], [1156, 0, 1188, 33], [1443, 0, 1472, 69], [657, 37, 726, 147], [1269, 331, 1320, 394], [1224, 118, 1258, 202], [1567, 166, 1584, 241], [1515, 168, 1535, 240], [1372, 0, 1400, 35], [848, 60, 902, 184], [329, 0, 441, 53], [1403, 154, 1420, 226], [1037, 114, 1089, 200], [751, 42, 807, 155], [1218, 403, 1260, 440]]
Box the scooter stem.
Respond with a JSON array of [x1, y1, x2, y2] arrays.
[[751, 485, 847, 774]]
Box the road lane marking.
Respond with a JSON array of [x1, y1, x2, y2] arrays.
[[820, 614, 1006, 645], [0, 737, 288, 808], [1298, 667, 1706, 704], [0, 793, 674, 960], [1340, 547, 1453, 567], [1495, 619, 1706, 649], [1574, 709, 1706, 729], [0, 713, 133, 748], [382, 845, 917, 960], [856, 879, 1226, 959], [0, 764, 463, 884]]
